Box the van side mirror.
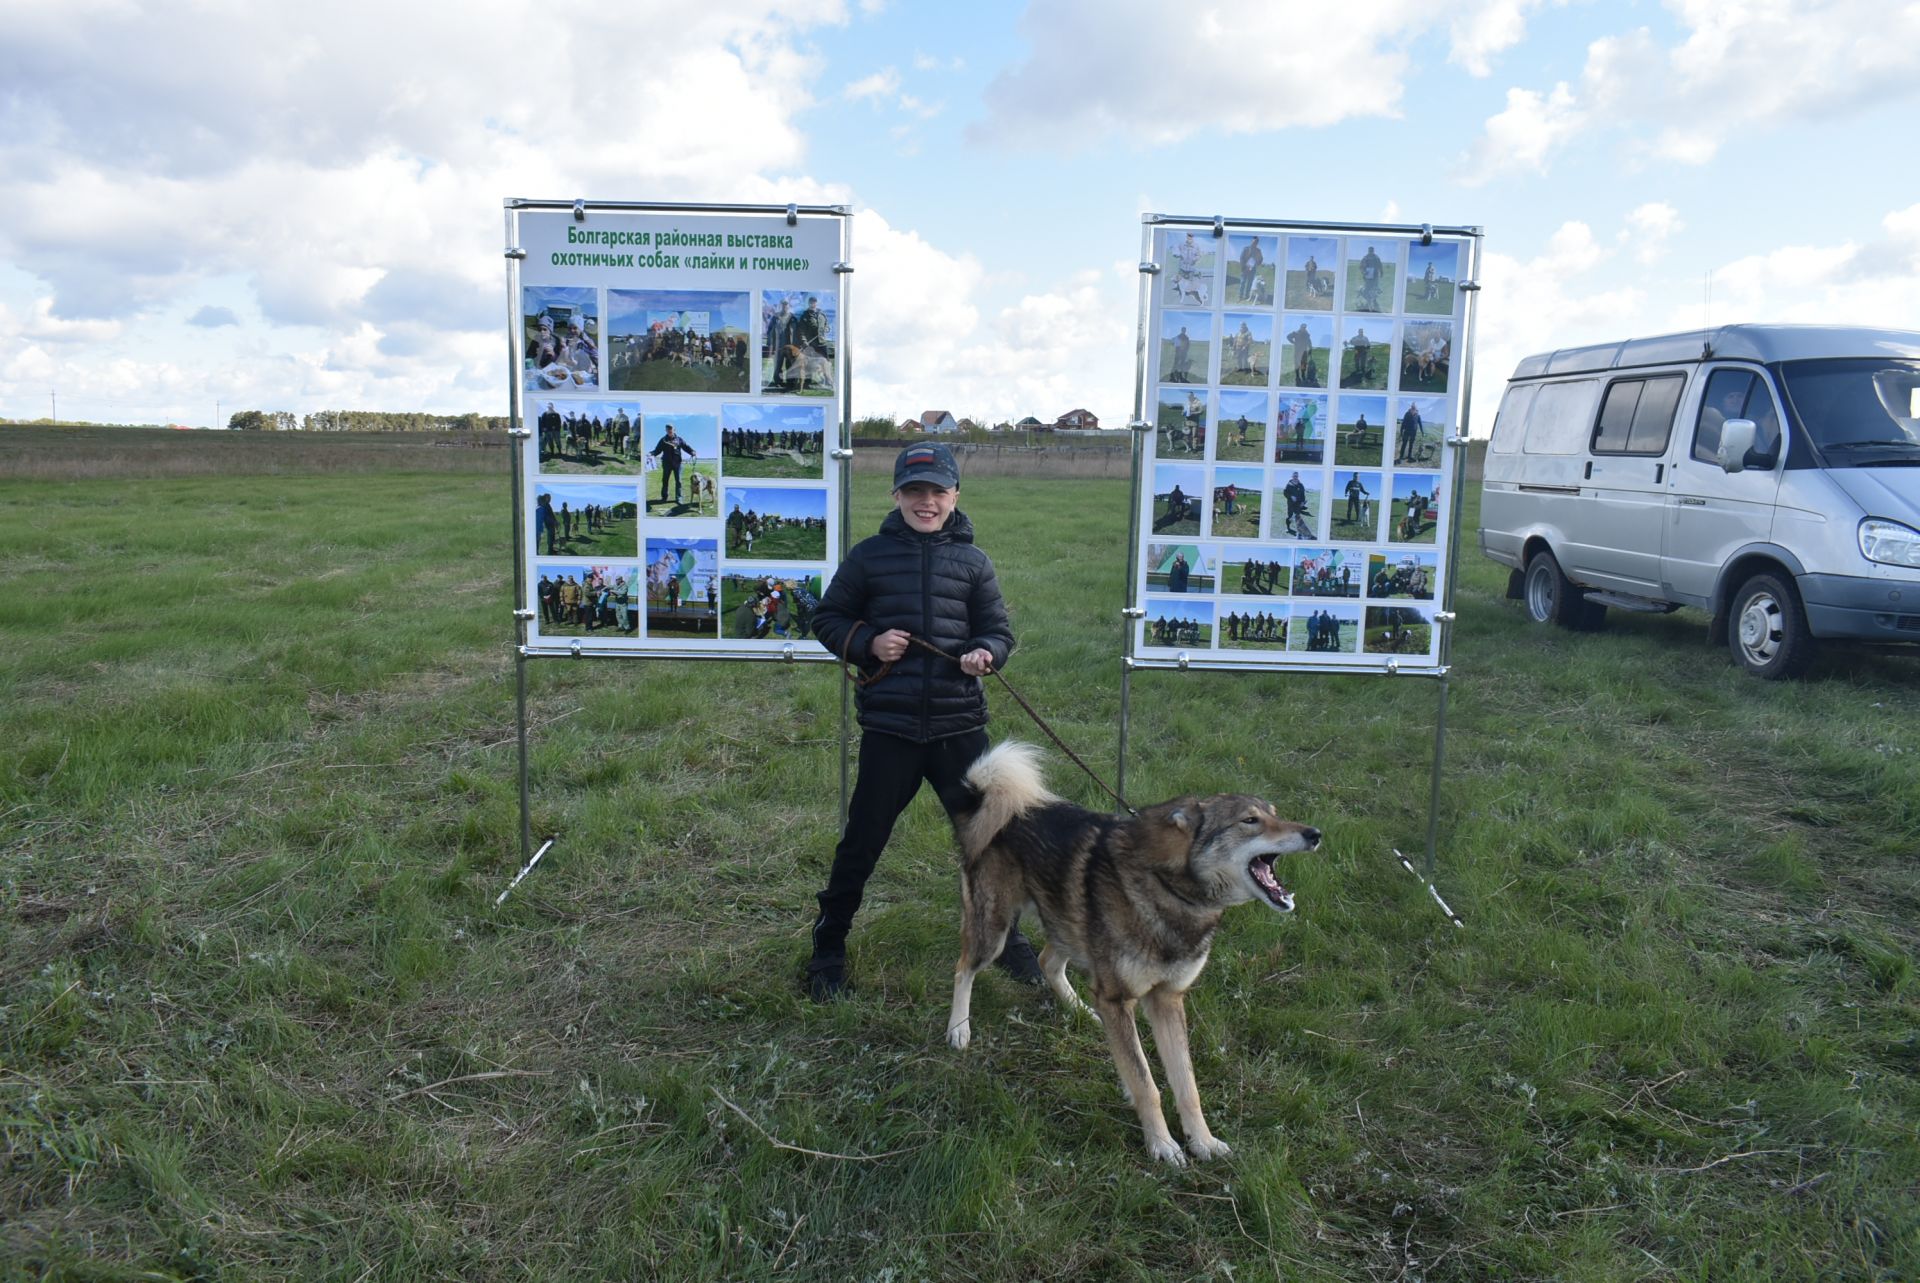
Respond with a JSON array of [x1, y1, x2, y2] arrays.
[[1717, 418, 1757, 473]]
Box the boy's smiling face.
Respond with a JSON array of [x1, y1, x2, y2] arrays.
[[894, 481, 956, 534]]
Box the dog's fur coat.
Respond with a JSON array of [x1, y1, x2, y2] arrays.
[[946, 743, 1321, 1164]]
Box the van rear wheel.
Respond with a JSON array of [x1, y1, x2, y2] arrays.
[[1729, 572, 1815, 679], [1523, 550, 1597, 629]]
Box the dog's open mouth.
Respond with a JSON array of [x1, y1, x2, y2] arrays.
[[1249, 853, 1295, 912]]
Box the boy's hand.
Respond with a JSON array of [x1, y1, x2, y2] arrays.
[[959, 648, 994, 677], [870, 629, 910, 663]]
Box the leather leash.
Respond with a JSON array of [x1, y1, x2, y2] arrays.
[[904, 634, 1135, 815]]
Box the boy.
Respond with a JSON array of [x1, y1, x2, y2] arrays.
[[806, 442, 1040, 1001]]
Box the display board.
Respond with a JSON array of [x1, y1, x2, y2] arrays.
[[1129, 218, 1478, 672], [508, 202, 849, 658]]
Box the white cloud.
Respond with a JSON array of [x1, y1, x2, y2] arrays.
[[846, 68, 902, 101], [973, 0, 1434, 147], [1622, 202, 1684, 264], [850, 209, 1133, 424], [0, 2, 855, 419], [1684, 209, 1920, 329], [1447, 0, 1545, 76], [1459, 82, 1583, 182], [1463, 1, 1920, 180]]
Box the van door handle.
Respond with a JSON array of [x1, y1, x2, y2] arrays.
[[1654, 464, 1664, 484], [1584, 461, 1593, 480], [1678, 497, 1707, 506]]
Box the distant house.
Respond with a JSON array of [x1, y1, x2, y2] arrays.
[[918, 410, 958, 433], [1016, 415, 1047, 433], [956, 418, 980, 433], [1054, 408, 1100, 430], [898, 418, 922, 434]]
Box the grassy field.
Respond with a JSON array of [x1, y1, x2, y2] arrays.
[[3, 456, 1918, 1281]]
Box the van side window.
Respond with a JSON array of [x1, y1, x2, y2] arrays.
[[1692, 370, 1784, 468], [1522, 379, 1599, 456], [1592, 375, 1684, 456], [1490, 384, 1537, 454]]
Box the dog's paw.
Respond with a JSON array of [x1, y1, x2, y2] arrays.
[[1146, 1136, 1188, 1166], [1186, 1135, 1233, 1162], [946, 1021, 971, 1051]]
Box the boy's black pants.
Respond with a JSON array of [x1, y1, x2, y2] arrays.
[[812, 728, 989, 956]]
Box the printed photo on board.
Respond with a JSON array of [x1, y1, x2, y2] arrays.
[[531, 482, 639, 559], [1283, 236, 1338, 309], [1145, 543, 1216, 594], [1388, 474, 1442, 545], [641, 412, 720, 518], [532, 399, 644, 474], [1162, 230, 1215, 307], [1292, 603, 1362, 654], [1215, 389, 1268, 462], [534, 562, 642, 637], [523, 286, 600, 391], [1273, 393, 1328, 464], [725, 486, 829, 560], [1144, 597, 1215, 648], [1367, 551, 1438, 600], [1212, 466, 1264, 539], [607, 289, 751, 393], [1400, 319, 1454, 394], [643, 538, 720, 639], [1226, 233, 1277, 305], [1221, 604, 1289, 650], [1335, 393, 1390, 467], [1293, 547, 1360, 599], [1278, 314, 1332, 389], [1345, 242, 1397, 314], [1219, 313, 1272, 385], [1404, 241, 1460, 316], [1273, 470, 1321, 540], [1151, 462, 1207, 536], [761, 291, 837, 395], [1156, 388, 1209, 457], [1330, 470, 1383, 542], [1365, 605, 1433, 654], [1222, 546, 1292, 596], [1391, 395, 1447, 468], [720, 568, 823, 640], [720, 403, 827, 479], [1339, 317, 1393, 392], [1159, 311, 1213, 385]]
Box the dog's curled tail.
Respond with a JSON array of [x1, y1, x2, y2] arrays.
[[959, 741, 1059, 855]]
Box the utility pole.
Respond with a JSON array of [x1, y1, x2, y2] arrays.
[[215, 400, 220, 432], [50, 389, 56, 427]]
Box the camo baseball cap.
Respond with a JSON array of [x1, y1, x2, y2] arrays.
[[893, 442, 959, 490]]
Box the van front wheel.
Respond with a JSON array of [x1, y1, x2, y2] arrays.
[[1728, 572, 1815, 679], [1523, 550, 1593, 629]]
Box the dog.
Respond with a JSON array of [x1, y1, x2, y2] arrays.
[[945, 742, 1321, 1165]]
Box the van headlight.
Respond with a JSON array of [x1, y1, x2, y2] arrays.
[[1858, 518, 1920, 568]]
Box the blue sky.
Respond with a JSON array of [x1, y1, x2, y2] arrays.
[[1, 0, 1917, 431]]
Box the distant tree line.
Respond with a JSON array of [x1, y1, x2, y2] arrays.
[[227, 410, 511, 432]]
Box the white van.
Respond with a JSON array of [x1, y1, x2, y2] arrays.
[[1479, 325, 1920, 678]]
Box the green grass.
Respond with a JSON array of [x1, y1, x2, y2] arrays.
[[1405, 279, 1456, 316], [3, 462, 1918, 1281]]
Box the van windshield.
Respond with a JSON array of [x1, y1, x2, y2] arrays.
[[1777, 358, 1920, 467]]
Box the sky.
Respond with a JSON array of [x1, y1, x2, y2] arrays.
[[2, 0, 1918, 434]]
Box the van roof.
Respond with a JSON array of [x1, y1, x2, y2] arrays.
[[1510, 323, 1920, 380]]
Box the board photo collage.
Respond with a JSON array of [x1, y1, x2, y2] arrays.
[[522, 282, 838, 647], [1141, 227, 1468, 662]]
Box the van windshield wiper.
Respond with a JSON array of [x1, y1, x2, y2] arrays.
[[1825, 439, 1920, 450]]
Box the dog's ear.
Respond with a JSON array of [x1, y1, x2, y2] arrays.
[[1131, 797, 1201, 868]]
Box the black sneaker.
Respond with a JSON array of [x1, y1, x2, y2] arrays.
[[994, 930, 1045, 986], [805, 954, 847, 1003]]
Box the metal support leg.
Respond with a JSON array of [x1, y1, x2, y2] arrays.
[[1423, 673, 1449, 877]]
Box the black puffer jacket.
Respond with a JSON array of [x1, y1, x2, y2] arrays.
[[814, 508, 1015, 742]]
